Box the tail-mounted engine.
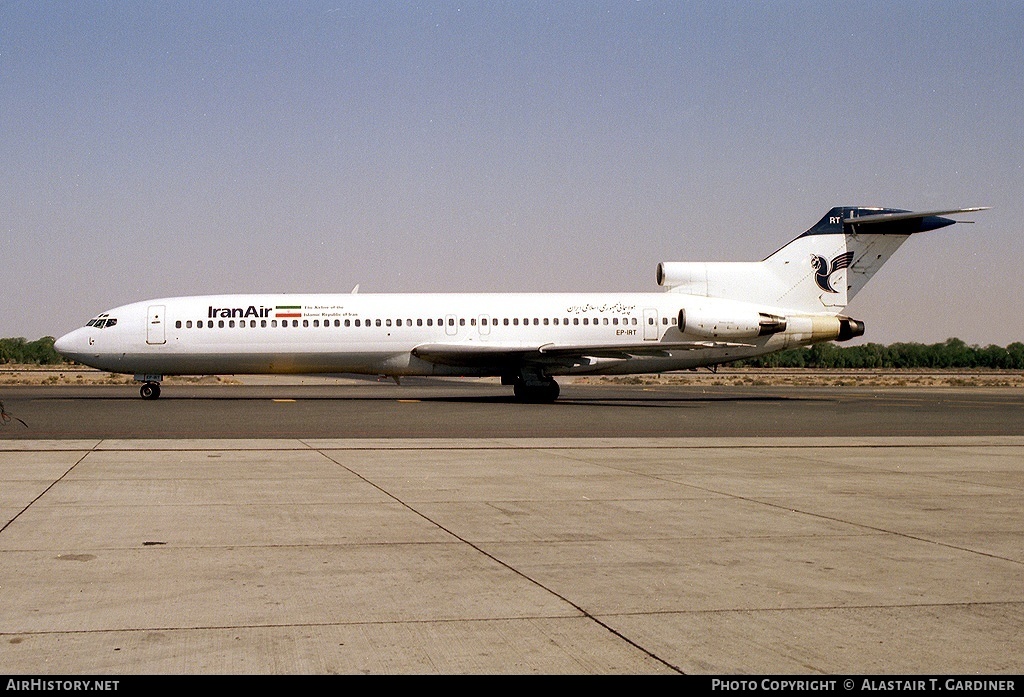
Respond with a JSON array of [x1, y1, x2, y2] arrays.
[[678, 308, 787, 339]]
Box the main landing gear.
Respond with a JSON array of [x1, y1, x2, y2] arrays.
[[507, 368, 560, 403]]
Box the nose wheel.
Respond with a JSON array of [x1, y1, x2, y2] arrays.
[[140, 382, 161, 399]]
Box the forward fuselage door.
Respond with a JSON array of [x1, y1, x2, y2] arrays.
[[643, 308, 659, 341], [478, 314, 491, 340], [147, 305, 166, 345]]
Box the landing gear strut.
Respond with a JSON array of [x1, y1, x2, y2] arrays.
[[140, 382, 161, 400]]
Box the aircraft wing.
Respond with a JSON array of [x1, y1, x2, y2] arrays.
[[411, 340, 753, 367]]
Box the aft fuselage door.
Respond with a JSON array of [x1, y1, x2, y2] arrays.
[[147, 305, 166, 345], [643, 308, 659, 341]]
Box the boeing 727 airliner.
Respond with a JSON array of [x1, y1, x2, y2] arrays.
[[54, 206, 985, 401]]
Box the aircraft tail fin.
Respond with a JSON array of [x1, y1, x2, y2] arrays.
[[657, 206, 986, 314]]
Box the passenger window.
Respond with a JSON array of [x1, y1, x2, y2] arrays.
[[175, 321, 182, 329], [186, 320, 192, 328], [386, 319, 392, 327], [261, 320, 267, 328]]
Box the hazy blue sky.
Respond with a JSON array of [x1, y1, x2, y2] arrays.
[[3, 1, 1022, 346]]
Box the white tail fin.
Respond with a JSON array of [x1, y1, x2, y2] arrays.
[[657, 207, 986, 314]]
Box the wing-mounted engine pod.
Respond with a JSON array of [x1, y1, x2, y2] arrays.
[[679, 308, 787, 339]]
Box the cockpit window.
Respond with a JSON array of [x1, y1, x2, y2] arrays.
[[86, 315, 117, 329]]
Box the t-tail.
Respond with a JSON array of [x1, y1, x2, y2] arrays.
[[657, 206, 987, 316]]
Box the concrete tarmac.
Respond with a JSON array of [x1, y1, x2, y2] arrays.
[[2, 382, 1023, 438], [2, 433, 1023, 674]]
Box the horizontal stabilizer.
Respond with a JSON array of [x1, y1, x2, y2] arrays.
[[802, 206, 987, 237], [841, 207, 988, 225]]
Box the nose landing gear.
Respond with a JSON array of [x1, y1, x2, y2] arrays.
[[135, 374, 164, 399]]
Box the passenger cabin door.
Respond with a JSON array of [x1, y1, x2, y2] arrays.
[[147, 305, 166, 345], [643, 308, 659, 341]]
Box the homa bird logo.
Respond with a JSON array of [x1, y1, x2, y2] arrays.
[[811, 251, 854, 293]]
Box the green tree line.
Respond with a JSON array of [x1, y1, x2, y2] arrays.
[[0, 337, 64, 365], [2, 335, 1023, 369], [736, 338, 1024, 370]]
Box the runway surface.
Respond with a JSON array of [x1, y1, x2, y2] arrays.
[[1, 382, 1023, 438], [2, 384, 1022, 674]]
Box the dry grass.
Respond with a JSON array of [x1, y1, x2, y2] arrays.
[[0, 366, 238, 386], [575, 368, 1024, 388], [2, 365, 1021, 388]]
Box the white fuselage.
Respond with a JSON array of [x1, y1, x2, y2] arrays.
[[53, 291, 829, 379]]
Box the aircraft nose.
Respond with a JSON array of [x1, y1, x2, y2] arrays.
[[53, 328, 87, 359]]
